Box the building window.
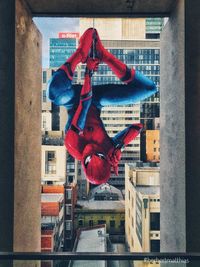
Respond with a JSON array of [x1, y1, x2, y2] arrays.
[[43, 71, 47, 83], [42, 90, 47, 102], [110, 220, 115, 228], [66, 220, 72, 231], [150, 212, 160, 230], [66, 205, 72, 216], [47, 151, 56, 161], [78, 220, 83, 227], [120, 220, 125, 228], [42, 116, 46, 130], [150, 240, 160, 252], [98, 220, 106, 225], [89, 220, 94, 227], [68, 176, 73, 183], [66, 189, 72, 200]]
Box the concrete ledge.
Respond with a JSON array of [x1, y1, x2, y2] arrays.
[[25, 0, 174, 16]]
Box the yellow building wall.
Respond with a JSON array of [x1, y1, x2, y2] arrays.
[[146, 130, 160, 162], [75, 210, 125, 233], [122, 18, 145, 39], [125, 165, 160, 267]]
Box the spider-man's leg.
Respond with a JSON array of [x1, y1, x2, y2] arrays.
[[47, 28, 96, 107], [91, 32, 157, 107], [92, 73, 157, 107]]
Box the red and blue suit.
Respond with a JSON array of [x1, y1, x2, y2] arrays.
[[47, 28, 158, 184]]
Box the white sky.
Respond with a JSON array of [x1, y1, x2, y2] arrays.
[[33, 18, 79, 68]]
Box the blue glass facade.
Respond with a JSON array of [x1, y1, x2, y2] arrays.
[[50, 38, 77, 68], [81, 47, 160, 105]]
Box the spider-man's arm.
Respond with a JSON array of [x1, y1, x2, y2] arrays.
[[64, 70, 92, 160], [107, 123, 143, 175], [112, 123, 143, 149]]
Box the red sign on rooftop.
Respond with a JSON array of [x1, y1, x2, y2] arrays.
[[59, 32, 79, 39]]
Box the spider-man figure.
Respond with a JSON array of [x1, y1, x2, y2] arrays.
[[47, 28, 157, 184]]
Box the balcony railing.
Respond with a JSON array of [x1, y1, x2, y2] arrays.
[[0, 252, 199, 261]]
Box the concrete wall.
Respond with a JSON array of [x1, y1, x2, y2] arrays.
[[161, 1, 200, 263], [14, 0, 42, 255], [0, 0, 41, 265], [160, 0, 185, 254]]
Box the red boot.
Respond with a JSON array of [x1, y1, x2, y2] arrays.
[[95, 31, 135, 83], [60, 28, 97, 80]]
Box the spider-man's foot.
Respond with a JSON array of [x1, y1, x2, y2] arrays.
[[95, 30, 135, 83], [59, 28, 97, 80]]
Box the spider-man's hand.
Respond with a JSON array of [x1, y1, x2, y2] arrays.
[[107, 148, 122, 175], [86, 57, 100, 73]]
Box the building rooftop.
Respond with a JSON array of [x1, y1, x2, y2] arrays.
[[42, 185, 64, 194], [41, 193, 63, 203], [77, 200, 125, 211], [89, 184, 123, 200], [136, 185, 160, 195], [128, 162, 160, 169], [72, 225, 107, 267]]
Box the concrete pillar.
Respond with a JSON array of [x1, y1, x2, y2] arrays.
[[161, 0, 200, 266], [0, 0, 41, 266]]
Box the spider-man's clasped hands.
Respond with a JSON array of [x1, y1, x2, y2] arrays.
[[47, 28, 158, 185]]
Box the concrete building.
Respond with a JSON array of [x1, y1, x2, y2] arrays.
[[145, 18, 164, 39], [70, 225, 107, 267], [49, 32, 79, 68], [41, 139, 66, 184], [42, 68, 68, 131], [125, 163, 160, 267], [64, 183, 78, 250], [41, 193, 64, 251], [1, 1, 200, 267], [75, 184, 125, 242]]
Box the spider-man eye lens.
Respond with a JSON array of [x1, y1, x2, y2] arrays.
[[84, 155, 92, 168], [95, 153, 106, 160]]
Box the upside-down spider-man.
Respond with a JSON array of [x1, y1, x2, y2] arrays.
[[47, 28, 157, 185]]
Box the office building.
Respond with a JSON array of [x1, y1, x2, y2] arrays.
[[49, 32, 79, 68], [41, 193, 64, 251], [146, 18, 164, 39], [64, 183, 78, 250], [75, 184, 125, 243], [125, 163, 160, 267], [41, 131, 66, 184]]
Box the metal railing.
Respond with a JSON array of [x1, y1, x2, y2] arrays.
[[0, 252, 199, 261]]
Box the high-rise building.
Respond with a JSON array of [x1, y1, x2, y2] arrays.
[[49, 32, 79, 68], [146, 18, 164, 39], [125, 163, 160, 267]]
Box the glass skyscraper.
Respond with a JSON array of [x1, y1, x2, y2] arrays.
[[146, 18, 164, 39], [49, 38, 77, 68]]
